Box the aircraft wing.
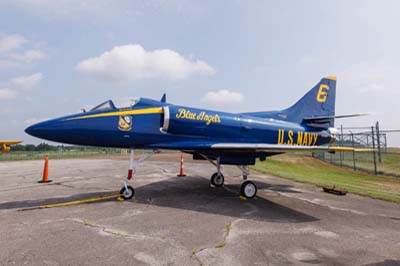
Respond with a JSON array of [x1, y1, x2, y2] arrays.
[[211, 143, 375, 153], [150, 142, 374, 153], [0, 140, 22, 153]]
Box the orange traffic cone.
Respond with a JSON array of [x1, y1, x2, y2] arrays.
[[177, 154, 186, 177], [39, 155, 52, 183]]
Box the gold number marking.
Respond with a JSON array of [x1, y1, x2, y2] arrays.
[[316, 84, 330, 103]]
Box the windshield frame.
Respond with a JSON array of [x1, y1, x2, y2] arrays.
[[90, 100, 117, 112]]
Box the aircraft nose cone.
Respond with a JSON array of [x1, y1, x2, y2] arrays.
[[25, 124, 36, 136], [25, 120, 51, 138], [25, 118, 66, 142]]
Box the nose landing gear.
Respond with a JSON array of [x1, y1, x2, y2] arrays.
[[119, 149, 158, 200], [120, 185, 135, 200]]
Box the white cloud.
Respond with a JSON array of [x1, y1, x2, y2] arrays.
[[10, 73, 43, 90], [0, 34, 46, 70], [0, 88, 17, 100], [0, 34, 27, 53], [76, 44, 215, 82], [11, 49, 45, 63], [202, 90, 244, 106]]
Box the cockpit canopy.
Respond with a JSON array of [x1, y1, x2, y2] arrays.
[[90, 100, 116, 112], [90, 98, 142, 112]]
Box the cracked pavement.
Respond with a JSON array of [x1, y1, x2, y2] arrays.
[[0, 154, 399, 266]]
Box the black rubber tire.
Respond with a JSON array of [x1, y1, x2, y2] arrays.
[[240, 181, 257, 199], [210, 172, 224, 187], [120, 185, 135, 200]]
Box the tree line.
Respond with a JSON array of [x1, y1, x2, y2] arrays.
[[10, 143, 102, 152]]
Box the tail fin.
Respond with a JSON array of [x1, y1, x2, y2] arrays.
[[283, 76, 336, 128]]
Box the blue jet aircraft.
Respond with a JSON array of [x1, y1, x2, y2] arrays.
[[26, 76, 368, 200]]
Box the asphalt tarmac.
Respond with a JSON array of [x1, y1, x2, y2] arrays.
[[0, 154, 399, 266]]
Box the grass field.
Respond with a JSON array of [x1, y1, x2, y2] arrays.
[[253, 154, 400, 203]]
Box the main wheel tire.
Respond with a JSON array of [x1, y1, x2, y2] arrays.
[[240, 181, 257, 199], [211, 172, 224, 187], [120, 185, 135, 200]]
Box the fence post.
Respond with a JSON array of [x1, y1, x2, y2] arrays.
[[384, 134, 388, 153], [376, 121, 382, 163], [371, 126, 378, 175], [340, 124, 343, 167], [351, 132, 356, 171]]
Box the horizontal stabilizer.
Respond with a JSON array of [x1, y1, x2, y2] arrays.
[[303, 113, 368, 121], [303, 113, 368, 129]]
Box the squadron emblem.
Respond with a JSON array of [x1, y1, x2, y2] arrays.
[[118, 115, 132, 131]]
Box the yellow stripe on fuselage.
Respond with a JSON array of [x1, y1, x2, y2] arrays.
[[65, 107, 164, 121]]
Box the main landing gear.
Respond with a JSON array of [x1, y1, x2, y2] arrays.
[[238, 165, 257, 199], [205, 156, 257, 199], [240, 180, 257, 199], [211, 172, 224, 187], [120, 149, 157, 200], [210, 157, 224, 187]]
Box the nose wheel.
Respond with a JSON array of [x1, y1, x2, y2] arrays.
[[120, 185, 135, 200]]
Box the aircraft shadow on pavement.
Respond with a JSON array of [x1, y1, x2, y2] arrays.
[[256, 182, 302, 193], [130, 175, 318, 223], [1, 175, 317, 223], [361, 260, 400, 266]]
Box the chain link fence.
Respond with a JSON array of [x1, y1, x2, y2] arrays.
[[312, 122, 400, 177]]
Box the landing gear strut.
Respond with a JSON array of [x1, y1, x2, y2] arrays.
[[208, 157, 225, 187], [120, 149, 157, 200]]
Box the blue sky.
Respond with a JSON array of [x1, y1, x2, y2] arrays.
[[1, 0, 399, 146]]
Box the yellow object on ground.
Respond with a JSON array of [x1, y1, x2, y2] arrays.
[[39, 194, 122, 209]]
